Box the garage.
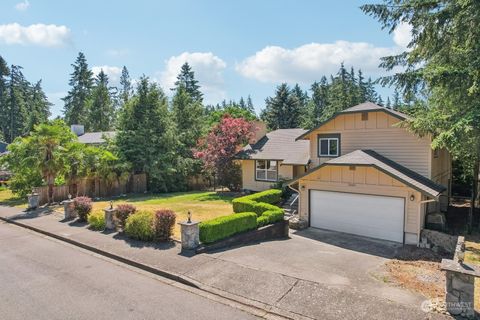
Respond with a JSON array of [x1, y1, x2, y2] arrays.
[[310, 190, 405, 243]]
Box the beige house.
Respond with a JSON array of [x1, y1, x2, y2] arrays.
[[238, 102, 451, 245]]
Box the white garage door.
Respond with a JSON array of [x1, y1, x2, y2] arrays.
[[310, 190, 404, 242]]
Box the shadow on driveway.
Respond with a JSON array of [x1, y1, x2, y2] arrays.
[[292, 227, 402, 259]]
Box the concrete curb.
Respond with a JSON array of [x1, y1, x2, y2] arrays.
[[0, 215, 312, 320]]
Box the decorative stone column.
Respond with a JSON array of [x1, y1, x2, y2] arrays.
[[27, 190, 40, 210], [104, 202, 117, 230], [63, 196, 76, 219], [179, 211, 199, 250]]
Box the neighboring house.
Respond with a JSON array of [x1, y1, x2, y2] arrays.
[[239, 102, 452, 245], [236, 124, 310, 191], [0, 141, 8, 155], [71, 125, 116, 145]]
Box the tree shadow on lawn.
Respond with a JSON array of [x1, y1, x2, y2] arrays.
[[121, 191, 234, 204], [112, 232, 176, 250]]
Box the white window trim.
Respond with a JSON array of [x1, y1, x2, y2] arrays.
[[255, 160, 278, 182], [319, 138, 339, 157]]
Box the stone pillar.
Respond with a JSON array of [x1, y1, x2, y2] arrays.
[[179, 221, 200, 250], [63, 199, 76, 219], [27, 192, 40, 210], [441, 259, 479, 318], [104, 207, 117, 230]]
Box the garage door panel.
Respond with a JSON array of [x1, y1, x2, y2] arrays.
[[310, 190, 404, 242]]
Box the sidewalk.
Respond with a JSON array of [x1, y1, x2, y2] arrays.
[[0, 206, 450, 320]]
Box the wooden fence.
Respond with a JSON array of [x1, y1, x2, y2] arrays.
[[36, 173, 147, 205]]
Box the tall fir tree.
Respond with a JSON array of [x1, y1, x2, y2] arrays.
[[26, 80, 51, 132], [173, 62, 203, 102], [261, 83, 302, 130], [6, 65, 29, 143], [87, 70, 115, 131], [246, 95, 255, 114], [62, 52, 94, 126], [0, 56, 10, 141], [119, 66, 132, 106]]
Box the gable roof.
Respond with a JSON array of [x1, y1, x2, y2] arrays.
[[295, 102, 410, 141], [236, 128, 310, 165], [77, 131, 116, 144], [288, 149, 446, 198]]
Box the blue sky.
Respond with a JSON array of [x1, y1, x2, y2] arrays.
[[0, 0, 411, 117]]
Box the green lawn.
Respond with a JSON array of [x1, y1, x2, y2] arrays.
[[90, 191, 235, 239], [464, 236, 480, 311], [0, 187, 27, 207]]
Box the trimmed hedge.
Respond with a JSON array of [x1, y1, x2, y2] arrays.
[[199, 212, 257, 244], [125, 211, 155, 241], [232, 189, 282, 213]]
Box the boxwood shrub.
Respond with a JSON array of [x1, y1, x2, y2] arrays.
[[125, 211, 155, 241], [232, 189, 282, 213], [87, 210, 106, 231], [199, 212, 257, 244]]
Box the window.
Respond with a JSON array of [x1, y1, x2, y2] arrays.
[[318, 134, 340, 157], [255, 160, 278, 181]]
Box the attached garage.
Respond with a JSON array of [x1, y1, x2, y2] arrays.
[[310, 190, 404, 242]]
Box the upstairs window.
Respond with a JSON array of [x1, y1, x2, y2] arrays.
[[318, 134, 340, 157], [255, 160, 278, 181]]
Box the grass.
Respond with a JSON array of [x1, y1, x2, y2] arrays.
[[90, 191, 235, 239], [464, 236, 480, 311], [0, 187, 27, 207]]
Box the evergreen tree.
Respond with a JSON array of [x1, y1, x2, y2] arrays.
[[26, 80, 51, 132], [303, 77, 329, 128], [87, 70, 114, 131], [386, 97, 392, 109], [0, 56, 10, 140], [238, 97, 246, 110], [246, 95, 255, 114], [6, 65, 28, 143], [119, 66, 132, 105], [116, 77, 182, 192], [392, 89, 402, 110], [173, 62, 203, 102], [261, 83, 302, 130], [62, 52, 94, 125]]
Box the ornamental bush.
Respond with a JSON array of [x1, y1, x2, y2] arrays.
[[199, 212, 257, 244], [74, 196, 92, 222], [88, 210, 106, 231], [154, 209, 176, 241], [125, 211, 155, 241], [232, 189, 282, 213], [116, 204, 137, 229]]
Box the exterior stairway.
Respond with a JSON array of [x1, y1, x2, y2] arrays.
[[282, 192, 299, 218]]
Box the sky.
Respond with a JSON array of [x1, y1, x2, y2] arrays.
[[0, 0, 411, 118]]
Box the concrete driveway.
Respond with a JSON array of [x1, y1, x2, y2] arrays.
[[203, 228, 443, 319]]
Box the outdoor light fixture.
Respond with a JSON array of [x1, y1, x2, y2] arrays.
[[187, 211, 192, 223], [410, 194, 415, 201], [300, 185, 305, 190]]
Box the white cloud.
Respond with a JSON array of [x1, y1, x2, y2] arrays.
[[0, 23, 71, 47], [105, 48, 129, 57], [159, 52, 227, 104], [92, 65, 122, 85], [236, 41, 398, 84], [14, 0, 30, 11], [393, 22, 413, 49]]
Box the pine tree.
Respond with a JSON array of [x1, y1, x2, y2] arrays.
[[261, 83, 302, 130], [6, 65, 29, 143], [386, 97, 392, 109], [173, 62, 203, 102], [0, 56, 10, 140], [119, 66, 132, 105], [392, 89, 402, 110], [246, 95, 255, 114], [63, 52, 94, 126], [87, 70, 114, 131], [26, 80, 51, 132]]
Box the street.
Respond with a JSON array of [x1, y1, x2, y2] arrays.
[[0, 221, 258, 320]]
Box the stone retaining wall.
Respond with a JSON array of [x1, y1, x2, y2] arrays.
[[421, 229, 458, 254]]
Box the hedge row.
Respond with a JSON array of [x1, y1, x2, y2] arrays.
[[232, 189, 282, 213], [199, 212, 258, 244]]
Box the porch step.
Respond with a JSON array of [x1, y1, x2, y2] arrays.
[[282, 192, 299, 218]]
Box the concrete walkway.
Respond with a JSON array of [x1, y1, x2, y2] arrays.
[[0, 206, 450, 320]]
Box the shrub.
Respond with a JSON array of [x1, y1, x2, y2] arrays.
[[125, 211, 155, 241], [154, 209, 176, 241], [74, 196, 92, 222], [199, 212, 257, 244], [116, 204, 137, 229], [256, 215, 270, 227], [232, 189, 282, 213], [88, 210, 106, 231]]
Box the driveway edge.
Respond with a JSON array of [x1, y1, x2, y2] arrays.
[[0, 215, 312, 320]]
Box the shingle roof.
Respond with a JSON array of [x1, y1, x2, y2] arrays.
[[295, 101, 409, 141], [236, 128, 310, 165], [289, 149, 446, 198], [77, 131, 116, 144]]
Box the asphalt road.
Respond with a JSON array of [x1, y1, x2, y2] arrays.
[[0, 221, 258, 320]]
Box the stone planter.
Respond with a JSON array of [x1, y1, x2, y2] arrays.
[[63, 199, 76, 219], [179, 221, 200, 250], [27, 192, 40, 210]]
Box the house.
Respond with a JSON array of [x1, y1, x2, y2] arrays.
[[0, 141, 8, 155], [71, 125, 116, 145], [236, 122, 310, 191], [239, 102, 451, 245]]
